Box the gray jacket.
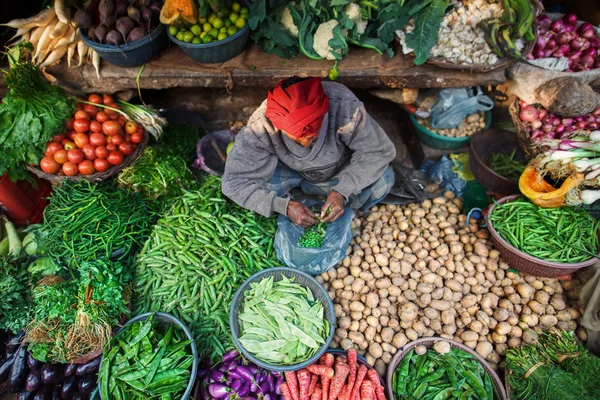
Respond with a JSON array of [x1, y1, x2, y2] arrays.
[[222, 82, 396, 217]]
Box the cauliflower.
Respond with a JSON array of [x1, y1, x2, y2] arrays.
[[313, 20, 346, 60], [344, 3, 367, 35], [280, 7, 298, 38]]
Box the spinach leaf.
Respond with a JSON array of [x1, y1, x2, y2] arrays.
[[405, 0, 448, 65]]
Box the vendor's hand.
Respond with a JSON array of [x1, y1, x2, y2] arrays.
[[321, 191, 345, 222], [287, 201, 318, 228]]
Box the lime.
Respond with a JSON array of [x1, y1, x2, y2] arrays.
[[200, 32, 207, 39], [183, 31, 195, 43], [208, 13, 216, 24], [203, 23, 212, 32], [232, 2, 241, 12], [235, 17, 246, 29], [212, 18, 224, 29], [190, 24, 202, 35], [202, 34, 213, 44], [227, 26, 238, 36], [220, 27, 227, 33], [199, 17, 207, 25], [192, 37, 202, 44], [176, 31, 185, 41], [210, 28, 219, 38], [225, 19, 232, 27], [169, 26, 179, 36], [226, 141, 235, 155], [217, 32, 228, 41], [240, 6, 249, 15], [229, 13, 239, 23]]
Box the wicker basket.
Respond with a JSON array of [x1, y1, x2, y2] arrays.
[[26, 132, 149, 184], [487, 195, 599, 277], [508, 99, 544, 158], [386, 337, 507, 400]]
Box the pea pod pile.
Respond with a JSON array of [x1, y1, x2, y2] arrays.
[[488, 150, 525, 181], [99, 314, 194, 400], [392, 346, 499, 400], [134, 175, 280, 362], [490, 198, 600, 263]]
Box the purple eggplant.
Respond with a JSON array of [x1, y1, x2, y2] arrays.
[[209, 383, 231, 399], [61, 375, 77, 398], [63, 363, 77, 378], [6, 331, 25, 356], [33, 391, 49, 400], [200, 381, 210, 399], [266, 374, 275, 392], [232, 378, 244, 393], [247, 365, 259, 375], [197, 367, 210, 379], [0, 354, 15, 383], [236, 366, 254, 382], [17, 391, 35, 400], [26, 353, 43, 371], [275, 375, 284, 394], [264, 393, 273, 400], [210, 369, 228, 383], [229, 370, 242, 380], [40, 364, 63, 384], [238, 384, 251, 397], [75, 357, 101, 376], [9, 346, 28, 392], [25, 373, 43, 392], [71, 395, 83, 400], [222, 349, 239, 363], [51, 385, 62, 400], [250, 381, 259, 393], [78, 375, 96, 394]]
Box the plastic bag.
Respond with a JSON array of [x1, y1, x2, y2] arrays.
[[421, 155, 467, 197], [275, 201, 354, 275], [430, 87, 494, 129]]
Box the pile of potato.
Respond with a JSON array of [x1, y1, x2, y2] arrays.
[[318, 193, 585, 376], [417, 112, 486, 138]]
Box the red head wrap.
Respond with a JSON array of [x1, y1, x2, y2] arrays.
[[265, 78, 330, 139]]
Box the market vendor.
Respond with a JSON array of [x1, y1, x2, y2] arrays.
[[222, 77, 396, 228]]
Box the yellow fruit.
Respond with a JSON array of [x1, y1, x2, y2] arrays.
[[208, 13, 216, 23], [240, 6, 249, 15], [200, 32, 207, 39], [176, 31, 185, 41], [217, 32, 228, 41], [169, 26, 179, 36], [229, 13, 239, 23], [212, 18, 224, 29], [235, 17, 246, 29], [210, 28, 219, 38], [190, 24, 202, 35], [199, 17, 207, 24], [225, 19, 232, 27], [232, 2, 241, 12], [192, 37, 202, 44], [183, 31, 195, 43], [220, 27, 227, 33], [203, 22, 212, 32], [227, 26, 238, 36]]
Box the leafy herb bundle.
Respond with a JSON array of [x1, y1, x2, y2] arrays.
[[0, 254, 31, 334]]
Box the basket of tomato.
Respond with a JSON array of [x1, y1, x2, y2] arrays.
[[27, 93, 148, 183]]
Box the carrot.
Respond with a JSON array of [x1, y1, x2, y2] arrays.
[[366, 370, 385, 400], [307, 365, 334, 379], [360, 381, 374, 400], [308, 374, 319, 396], [281, 383, 295, 400], [320, 354, 335, 400], [335, 355, 347, 365], [311, 387, 322, 400], [346, 349, 358, 397], [298, 369, 311, 400], [320, 353, 334, 366], [329, 363, 350, 400], [285, 371, 300, 400], [338, 385, 350, 400], [349, 365, 368, 400]]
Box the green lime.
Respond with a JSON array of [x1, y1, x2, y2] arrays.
[[192, 37, 202, 44], [225, 19, 232, 27], [212, 18, 224, 29], [217, 32, 228, 41], [176, 31, 185, 41], [227, 26, 238, 36], [235, 17, 246, 29], [208, 13, 216, 24], [226, 141, 235, 155], [232, 2, 241, 12], [200, 32, 207, 39], [203, 23, 212, 33], [169, 26, 179, 36], [229, 13, 239, 23], [202, 35, 213, 44], [240, 6, 249, 15], [183, 31, 195, 43], [190, 24, 202, 35], [220, 27, 227, 33], [210, 28, 219, 38], [199, 17, 207, 25]]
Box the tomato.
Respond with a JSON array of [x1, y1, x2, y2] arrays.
[[106, 102, 120, 110], [74, 119, 90, 133], [74, 110, 90, 120], [94, 158, 110, 172], [78, 160, 95, 175], [124, 134, 132, 143], [106, 144, 117, 151], [62, 162, 78, 176], [125, 121, 138, 135], [82, 144, 96, 160], [63, 141, 76, 150], [95, 111, 109, 123], [65, 118, 74, 131], [102, 121, 120, 136], [89, 120, 102, 133], [102, 94, 114, 105], [73, 133, 90, 149], [111, 135, 124, 145], [107, 150, 124, 165], [75, 103, 84, 111], [67, 149, 84, 164], [54, 149, 68, 164], [83, 104, 98, 118], [40, 157, 61, 174], [45, 142, 63, 156], [130, 133, 143, 144], [119, 142, 135, 156], [136, 126, 144, 134], [95, 146, 109, 159], [89, 133, 106, 147], [88, 94, 103, 104], [118, 115, 128, 127], [109, 112, 120, 121], [52, 133, 67, 142], [68, 131, 78, 140]]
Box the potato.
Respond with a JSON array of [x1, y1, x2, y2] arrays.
[[522, 329, 539, 345], [540, 315, 558, 327], [430, 300, 452, 311], [415, 345, 427, 355], [495, 322, 511, 335], [350, 301, 366, 312], [475, 341, 493, 358], [516, 283, 534, 299], [392, 333, 409, 348], [433, 341, 451, 354], [339, 317, 351, 329], [461, 330, 478, 342]]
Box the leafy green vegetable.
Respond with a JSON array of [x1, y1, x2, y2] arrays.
[[405, 0, 449, 65], [0, 254, 31, 334]]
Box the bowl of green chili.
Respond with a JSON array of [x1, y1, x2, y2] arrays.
[[487, 195, 600, 278]]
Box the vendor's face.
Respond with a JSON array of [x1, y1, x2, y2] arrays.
[[284, 132, 318, 148]]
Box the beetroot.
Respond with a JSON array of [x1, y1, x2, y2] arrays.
[[140, 6, 153, 23], [127, 27, 146, 43], [106, 30, 123, 46], [115, 0, 128, 16], [128, 6, 141, 23], [87, 26, 97, 41], [74, 10, 93, 30], [95, 25, 108, 43], [99, 0, 114, 19], [116, 16, 134, 41]]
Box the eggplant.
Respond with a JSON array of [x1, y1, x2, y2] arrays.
[[71, 395, 83, 400], [78, 375, 96, 395], [209, 383, 231, 399], [17, 391, 35, 400], [27, 353, 43, 371], [75, 357, 101, 376], [33, 391, 49, 400], [64, 363, 77, 378], [222, 349, 239, 363], [6, 331, 25, 356], [41, 364, 63, 384], [61, 375, 77, 398], [51, 384, 62, 400], [9, 346, 28, 392], [0, 354, 15, 383], [25, 373, 43, 392]]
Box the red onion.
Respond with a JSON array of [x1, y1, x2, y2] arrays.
[[538, 109, 548, 120], [592, 107, 600, 117], [564, 25, 576, 33], [581, 29, 596, 40], [520, 105, 539, 122], [559, 44, 571, 54], [578, 22, 594, 34], [567, 125, 577, 132], [552, 48, 565, 58], [552, 117, 561, 126], [534, 49, 545, 58], [531, 129, 544, 139], [518, 100, 528, 108], [571, 37, 588, 50], [562, 118, 574, 127], [546, 39, 557, 50], [563, 13, 578, 26], [551, 20, 564, 32], [544, 49, 554, 58], [531, 120, 543, 130], [583, 48, 597, 59], [542, 123, 554, 133], [556, 32, 573, 45], [585, 115, 596, 124], [595, 57, 600, 68], [576, 116, 585, 122], [581, 56, 595, 68], [576, 121, 588, 130], [538, 15, 552, 29], [588, 122, 599, 130], [555, 124, 566, 135], [590, 38, 600, 48], [526, 53, 535, 60], [536, 35, 550, 49]]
